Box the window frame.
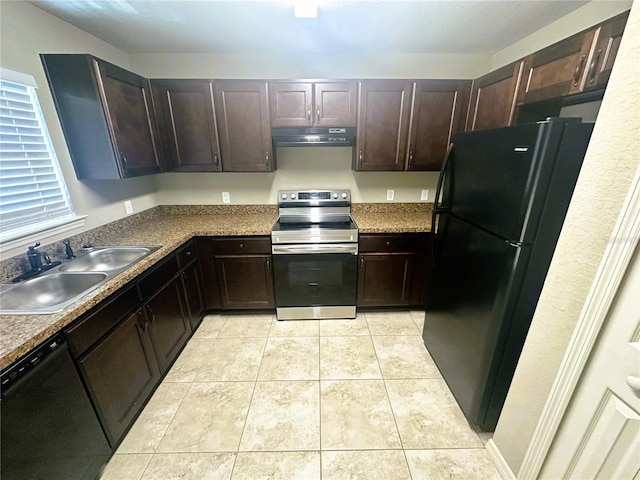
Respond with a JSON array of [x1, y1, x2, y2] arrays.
[[0, 68, 85, 252]]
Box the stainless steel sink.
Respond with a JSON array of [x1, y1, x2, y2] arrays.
[[0, 245, 161, 315], [59, 247, 156, 272], [0, 272, 108, 314]]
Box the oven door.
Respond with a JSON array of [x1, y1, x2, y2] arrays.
[[272, 243, 358, 320]]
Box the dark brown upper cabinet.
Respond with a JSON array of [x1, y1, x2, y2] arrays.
[[151, 79, 221, 172], [407, 80, 471, 171], [269, 80, 358, 127], [354, 80, 413, 171], [517, 10, 628, 105], [467, 61, 525, 132], [212, 80, 275, 172], [583, 11, 629, 91], [41, 54, 162, 179]]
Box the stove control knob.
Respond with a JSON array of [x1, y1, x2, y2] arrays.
[[333, 192, 339, 199], [341, 192, 348, 199], [290, 193, 296, 199], [281, 193, 288, 200]]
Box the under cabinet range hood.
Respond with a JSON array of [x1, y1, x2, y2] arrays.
[[272, 127, 356, 147]]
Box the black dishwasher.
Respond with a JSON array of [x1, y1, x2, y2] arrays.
[[1, 334, 111, 480]]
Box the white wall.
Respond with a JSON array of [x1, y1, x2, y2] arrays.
[[492, 1, 640, 475], [153, 146, 439, 205], [0, 1, 158, 258], [130, 52, 489, 80]]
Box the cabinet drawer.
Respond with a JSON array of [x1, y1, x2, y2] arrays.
[[359, 234, 424, 252], [65, 284, 140, 358], [210, 236, 271, 254], [138, 254, 179, 299], [177, 240, 198, 267]]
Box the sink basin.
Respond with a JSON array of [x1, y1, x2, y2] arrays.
[[59, 247, 156, 272], [0, 272, 108, 314]]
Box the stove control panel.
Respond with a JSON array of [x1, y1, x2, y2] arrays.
[[278, 189, 351, 204]]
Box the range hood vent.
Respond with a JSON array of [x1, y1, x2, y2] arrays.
[[272, 127, 356, 147]]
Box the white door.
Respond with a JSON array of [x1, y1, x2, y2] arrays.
[[539, 244, 640, 479]]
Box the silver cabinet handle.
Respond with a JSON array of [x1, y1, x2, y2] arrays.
[[573, 54, 586, 86], [316, 106, 320, 124], [307, 105, 312, 124], [626, 375, 640, 393], [588, 49, 602, 84]]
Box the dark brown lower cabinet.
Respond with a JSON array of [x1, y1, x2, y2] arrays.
[[216, 255, 275, 309], [143, 275, 190, 373], [78, 309, 160, 445], [357, 233, 431, 307], [197, 236, 275, 310], [181, 259, 206, 329], [64, 240, 205, 447], [358, 252, 415, 306]]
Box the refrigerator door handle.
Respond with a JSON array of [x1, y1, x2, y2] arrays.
[[431, 142, 454, 235]]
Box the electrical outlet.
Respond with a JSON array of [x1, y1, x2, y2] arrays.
[[124, 200, 133, 215], [222, 192, 230, 204], [386, 189, 395, 201], [421, 189, 429, 201]]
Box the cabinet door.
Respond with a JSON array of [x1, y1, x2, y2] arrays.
[[517, 30, 597, 104], [314, 81, 358, 127], [407, 80, 471, 171], [355, 80, 413, 171], [213, 80, 274, 172], [196, 237, 223, 310], [79, 309, 160, 445], [216, 255, 275, 309], [467, 61, 524, 132], [357, 253, 414, 307], [181, 260, 206, 330], [583, 11, 629, 91], [95, 59, 162, 176], [144, 275, 190, 373], [269, 82, 313, 126], [151, 79, 221, 172]]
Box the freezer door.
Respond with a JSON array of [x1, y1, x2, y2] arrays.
[[442, 121, 561, 242], [423, 213, 530, 429]]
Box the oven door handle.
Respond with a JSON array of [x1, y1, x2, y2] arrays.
[[272, 244, 358, 255]]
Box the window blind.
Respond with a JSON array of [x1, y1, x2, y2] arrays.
[[0, 78, 76, 243]]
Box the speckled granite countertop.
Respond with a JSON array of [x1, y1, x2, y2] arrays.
[[351, 203, 433, 233], [0, 203, 433, 369], [0, 205, 278, 370]]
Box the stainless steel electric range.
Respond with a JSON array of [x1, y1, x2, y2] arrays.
[[271, 189, 358, 320]]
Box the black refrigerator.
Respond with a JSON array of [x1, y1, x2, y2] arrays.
[[423, 117, 594, 431]]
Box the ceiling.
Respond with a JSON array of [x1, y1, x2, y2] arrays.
[[27, 0, 602, 56]]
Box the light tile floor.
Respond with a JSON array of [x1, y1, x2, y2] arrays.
[[101, 310, 500, 479]]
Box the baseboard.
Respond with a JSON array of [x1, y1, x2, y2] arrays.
[[486, 439, 517, 480]]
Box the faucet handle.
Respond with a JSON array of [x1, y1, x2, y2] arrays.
[[27, 242, 41, 253]]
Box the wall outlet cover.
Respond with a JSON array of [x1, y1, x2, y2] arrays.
[[421, 189, 429, 201], [222, 192, 230, 204], [124, 200, 133, 215], [386, 189, 395, 201]]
